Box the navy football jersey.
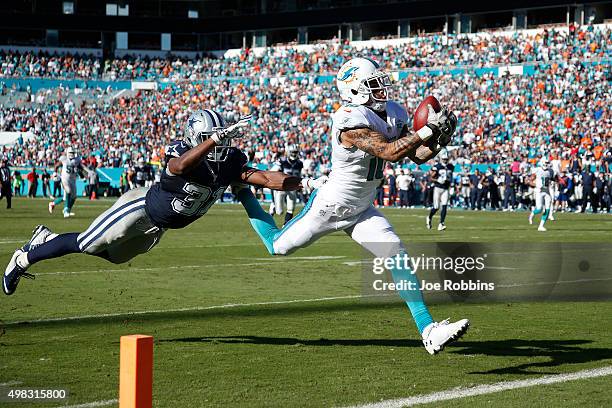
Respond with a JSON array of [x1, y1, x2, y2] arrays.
[[279, 158, 303, 177], [145, 140, 247, 229], [432, 163, 454, 189]]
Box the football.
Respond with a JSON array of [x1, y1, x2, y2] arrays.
[[413, 95, 442, 131]]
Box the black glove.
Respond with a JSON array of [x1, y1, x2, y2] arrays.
[[435, 109, 457, 147]]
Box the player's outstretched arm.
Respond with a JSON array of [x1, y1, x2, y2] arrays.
[[239, 167, 302, 191], [341, 127, 427, 163], [168, 139, 217, 175]]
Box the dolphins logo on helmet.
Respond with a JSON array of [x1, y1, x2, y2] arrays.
[[337, 66, 359, 83]]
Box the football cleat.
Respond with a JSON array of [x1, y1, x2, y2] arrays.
[[422, 318, 470, 355], [538, 225, 547, 232], [21, 225, 54, 252], [426, 216, 432, 230], [548, 214, 555, 221], [69, 212, 76, 217], [437, 223, 446, 231], [48, 201, 55, 214], [3, 249, 34, 296]]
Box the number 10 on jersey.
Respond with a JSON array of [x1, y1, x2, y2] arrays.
[[366, 157, 385, 181]]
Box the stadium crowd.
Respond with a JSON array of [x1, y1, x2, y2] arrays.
[[1, 24, 609, 80], [0, 24, 610, 212]]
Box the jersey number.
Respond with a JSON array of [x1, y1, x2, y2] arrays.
[[171, 182, 224, 217], [366, 157, 385, 181]]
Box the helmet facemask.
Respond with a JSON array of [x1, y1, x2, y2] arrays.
[[358, 71, 392, 112], [190, 128, 231, 162], [208, 133, 231, 162]]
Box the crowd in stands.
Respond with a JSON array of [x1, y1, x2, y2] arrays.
[[0, 24, 610, 211], [1, 24, 609, 80]]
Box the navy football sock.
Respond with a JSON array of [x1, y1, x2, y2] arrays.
[[440, 205, 448, 224], [284, 212, 293, 225], [428, 208, 437, 220], [27, 233, 81, 265]]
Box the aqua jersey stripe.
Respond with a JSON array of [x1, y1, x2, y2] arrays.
[[273, 189, 318, 242]]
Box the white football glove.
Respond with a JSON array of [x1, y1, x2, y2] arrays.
[[211, 114, 253, 144], [302, 175, 328, 191]]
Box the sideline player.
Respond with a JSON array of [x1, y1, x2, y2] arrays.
[[528, 156, 555, 232], [4, 110, 317, 296], [236, 57, 469, 355], [48, 147, 86, 218], [426, 148, 453, 231], [269, 145, 304, 225]]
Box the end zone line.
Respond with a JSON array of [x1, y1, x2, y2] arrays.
[[345, 365, 612, 408], [4, 294, 389, 326]]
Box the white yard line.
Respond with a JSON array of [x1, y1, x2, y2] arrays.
[[57, 398, 117, 408], [345, 366, 612, 408], [35, 257, 350, 276], [4, 294, 385, 326], [52, 365, 612, 408]]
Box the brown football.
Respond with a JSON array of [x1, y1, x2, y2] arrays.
[[413, 95, 442, 131]]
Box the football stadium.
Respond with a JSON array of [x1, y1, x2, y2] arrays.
[[1, 0, 611, 407]]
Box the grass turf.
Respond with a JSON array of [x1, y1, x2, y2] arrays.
[[1, 198, 611, 407]]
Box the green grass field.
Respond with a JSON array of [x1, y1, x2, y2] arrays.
[[1, 198, 611, 407]]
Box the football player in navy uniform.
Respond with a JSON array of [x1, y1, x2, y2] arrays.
[[271, 145, 304, 225], [3, 109, 318, 296], [426, 149, 453, 231]]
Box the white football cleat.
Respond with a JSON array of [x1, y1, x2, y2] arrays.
[[21, 225, 55, 252], [437, 223, 446, 231], [538, 225, 547, 232], [48, 202, 55, 214], [548, 214, 555, 221], [528, 212, 534, 225], [426, 216, 432, 230], [422, 318, 470, 355], [63, 212, 70, 218], [69, 212, 76, 217]]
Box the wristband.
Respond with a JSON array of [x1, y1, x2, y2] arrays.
[[416, 125, 434, 141], [210, 132, 223, 144]]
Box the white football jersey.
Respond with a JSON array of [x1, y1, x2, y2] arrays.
[[60, 155, 83, 182], [319, 101, 408, 208], [533, 166, 554, 192]]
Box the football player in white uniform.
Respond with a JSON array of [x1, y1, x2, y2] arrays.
[[236, 58, 469, 355], [528, 157, 555, 232], [48, 147, 86, 218]]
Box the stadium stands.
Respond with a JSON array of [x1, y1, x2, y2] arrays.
[[0, 24, 610, 210]]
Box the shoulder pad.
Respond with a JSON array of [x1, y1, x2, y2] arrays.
[[165, 140, 190, 158]]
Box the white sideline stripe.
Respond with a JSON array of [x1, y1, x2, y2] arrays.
[[345, 366, 612, 408], [35, 258, 353, 276], [4, 294, 385, 326], [57, 398, 117, 408], [0, 381, 23, 386]]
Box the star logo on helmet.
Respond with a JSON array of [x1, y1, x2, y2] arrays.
[[188, 117, 200, 129]]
